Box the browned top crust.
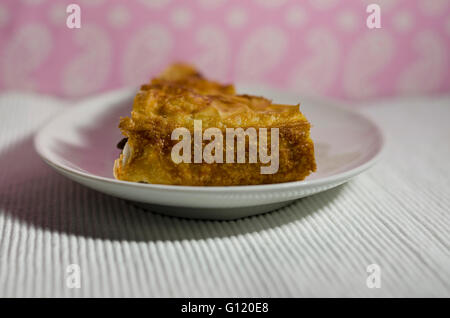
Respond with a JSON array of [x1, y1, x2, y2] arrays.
[[115, 63, 316, 186], [119, 63, 310, 135]]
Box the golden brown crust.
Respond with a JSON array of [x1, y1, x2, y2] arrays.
[[114, 63, 316, 186]]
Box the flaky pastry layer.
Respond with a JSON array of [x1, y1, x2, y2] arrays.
[[114, 63, 316, 186]]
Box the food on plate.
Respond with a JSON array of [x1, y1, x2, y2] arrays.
[[114, 63, 316, 186]]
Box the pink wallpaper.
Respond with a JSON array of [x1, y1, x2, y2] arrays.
[[0, 0, 449, 100]]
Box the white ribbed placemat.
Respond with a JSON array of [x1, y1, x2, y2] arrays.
[[0, 92, 449, 297]]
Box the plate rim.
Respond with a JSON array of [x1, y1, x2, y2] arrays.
[[34, 87, 385, 194]]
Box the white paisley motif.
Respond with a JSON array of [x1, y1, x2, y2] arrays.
[[336, 10, 357, 32], [362, 0, 398, 11], [48, 3, 66, 25], [392, 11, 414, 33], [290, 28, 339, 95], [170, 7, 193, 29], [1, 23, 52, 90], [138, 0, 170, 9], [20, 0, 46, 5], [398, 31, 447, 94], [78, 0, 105, 6], [108, 5, 131, 28], [445, 18, 450, 36], [226, 7, 248, 29], [195, 26, 229, 81], [418, 0, 448, 16], [197, 0, 226, 9], [308, 0, 338, 10], [236, 26, 287, 83], [285, 5, 307, 28], [62, 25, 112, 97], [0, 4, 9, 28], [122, 25, 173, 86], [254, 0, 287, 8], [343, 31, 394, 99]]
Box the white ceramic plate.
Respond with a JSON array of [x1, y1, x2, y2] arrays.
[[34, 87, 384, 220]]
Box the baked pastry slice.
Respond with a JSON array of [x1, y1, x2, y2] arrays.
[[114, 63, 316, 186]]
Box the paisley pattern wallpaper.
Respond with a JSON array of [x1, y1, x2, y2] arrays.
[[0, 0, 449, 100]]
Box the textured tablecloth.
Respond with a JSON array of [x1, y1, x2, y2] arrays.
[[0, 92, 449, 298]]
